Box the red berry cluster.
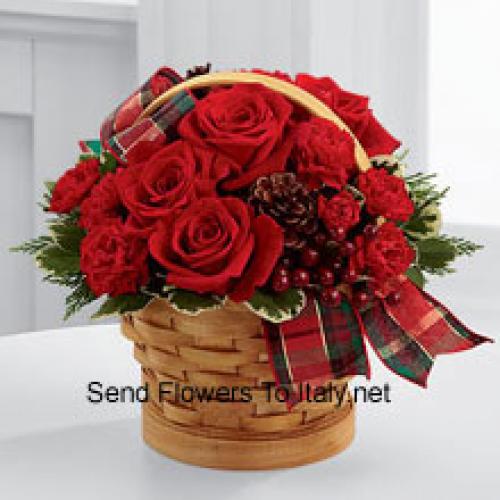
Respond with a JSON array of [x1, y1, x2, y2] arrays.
[[270, 219, 382, 307]]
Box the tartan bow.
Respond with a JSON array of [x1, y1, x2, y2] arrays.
[[263, 277, 492, 406], [99, 67, 195, 164]]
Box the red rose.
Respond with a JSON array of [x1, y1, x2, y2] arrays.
[[292, 117, 355, 189], [49, 158, 100, 213], [124, 213, 155, 238], [178, 84, 293, 190], [295, 74, 400, 157], [318, 190, 360, 232], [149, 197, 284, 299], [358, 168, 414, 222], [80, 222, 149, 297], [79, 173, 125, 230], [363, 222, 415, 285], [116, 141, 231, 224]]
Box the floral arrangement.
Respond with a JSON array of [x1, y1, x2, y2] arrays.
[[14, 65, 490, 391]]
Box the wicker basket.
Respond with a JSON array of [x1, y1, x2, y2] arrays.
[[121, 71, 370, 469], [122, 299, 354, 469]]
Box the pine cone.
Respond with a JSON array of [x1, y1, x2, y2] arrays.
[[186, 62, 211, 80], [250, 173, 318, 250]]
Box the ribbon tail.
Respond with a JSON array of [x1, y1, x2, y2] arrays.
[[263, 278, 493, 405], [383, 278, 492, 358], [419, 288, 493, 351], [263, 298, 370, 408], [360, 300, 433, 387], [359, 277, 493, 388]]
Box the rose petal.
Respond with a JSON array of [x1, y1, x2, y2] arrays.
[[229, 214, 284, 302], [358, 114, 401, 157], [221, 134, 294, 191]]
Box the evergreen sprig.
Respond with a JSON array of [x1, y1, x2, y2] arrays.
[[412, 233, 482, 278], [10, 235, 53, 255], [403, 171, 483, 280], [441, 235, 483, 257], [39, 181, 56, 211], [405, 172, 449, 215], [63, 279, 96, 320]]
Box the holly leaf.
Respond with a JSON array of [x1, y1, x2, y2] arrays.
[[406, 266, 426, 289], [165, 289, 225, 315], [245, 288, 306, 323], [404, 216, 430, 236], [49, 222, 85, 253], [36, 245, 80, 276], [416, 237, 456, 272], [92, 294, 151, 319], [99, 151, 118, 176]]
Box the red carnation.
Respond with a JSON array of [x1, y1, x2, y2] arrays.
[[363, 222, 415, 285], [49, 158, 100, 213], [318, 190, 360, 232], [79, 173, 125, 230], [178, 84, 293, 190], [292, 117, 355, 189], [295, 74, 400, 157], [116, 141, 232, 225], [149, 197, 283, 300], [358, 168, 414, 222], [80, 222, 149, 297]]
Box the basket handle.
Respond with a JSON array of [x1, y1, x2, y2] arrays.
[[139, 71, 371, 172]]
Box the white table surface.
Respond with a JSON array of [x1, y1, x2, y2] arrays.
[[0, 318, 498, 500]]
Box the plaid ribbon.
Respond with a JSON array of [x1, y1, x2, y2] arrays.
[[99, 67, 195, 163], [364, 278, 491, 387], [263, 298, 370, 406], [263, 278, 492, 406]]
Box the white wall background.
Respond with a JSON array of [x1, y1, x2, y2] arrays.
[[429, 0, 500, 226], [0, 0, 137, 332], [2, 0, 495, 334]]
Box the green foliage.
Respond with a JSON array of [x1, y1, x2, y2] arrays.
[[405, 172, 449, 213], [403, 173, 448, 241], [441, 235, 483, 257], [371, 154, 406, 176], [49, 221, 85, 253], [403, 172, 482, 281], [12, 208, 93, 318], [164, 289, 224, 315], [414, 235, 482, 276], [35, 219, 85, 276], [64, 280, 96, 320], [246, 288, 306, 323], [99, 151, 118, 176], [36, 245, 80, 276], [44, 180, 56, 193], [406, 266, 426, 288], [92, 294, 152, 319], [39, 180, 56, 211], [10, 235, 53, 255], [416, 237, 456, 274]]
